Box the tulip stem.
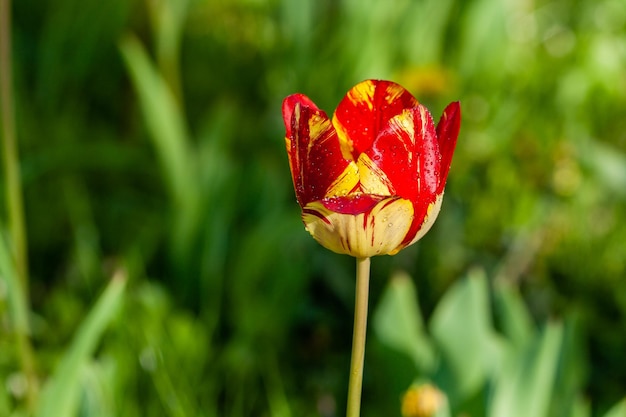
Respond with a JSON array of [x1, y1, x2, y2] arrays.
[[346, 256, 371, 417]]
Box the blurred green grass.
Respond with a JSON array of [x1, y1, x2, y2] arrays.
[[1, 0, 626, 416]]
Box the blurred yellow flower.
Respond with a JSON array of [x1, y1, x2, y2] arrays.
[[401, 383, 445, 417]]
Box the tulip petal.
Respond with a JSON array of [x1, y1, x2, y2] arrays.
[[319, 193, 382, 215], [332, 80, 419, 160], [435, 101, 461, 193], [366, 106, 441, 202], [282, 93, 319, 138], [356, 153, 394, 197], [302, 197, 414, 257], [404, 192, 444, 247], [283, 95, 358, 205]]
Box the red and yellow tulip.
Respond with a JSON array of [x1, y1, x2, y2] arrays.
[[282, 79, 460, 258]]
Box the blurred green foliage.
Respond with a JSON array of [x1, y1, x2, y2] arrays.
[[1, 0, 626, 416], [373, 269, 613, 417]]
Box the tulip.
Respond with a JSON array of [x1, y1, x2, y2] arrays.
[[282, 79, 460, 417], [282, 79, 460, 258]]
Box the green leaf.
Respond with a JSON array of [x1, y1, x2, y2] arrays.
[[0, 228, 30, 343], [119, 34, 200, 259], [550, 317, 588, 417], [488, 321, 563, 417], [148, 0, 191, 101], [493, 281, 534, 348], [372, 271, 436, 373], [570, 396, 591, 417], [118, 34, 196, 213], [429, 268, 504, 399], [76, 361, 115, 417], [35, 270, 127, 417], [120, 35, 202, 259], [602, 398, 626, 417]]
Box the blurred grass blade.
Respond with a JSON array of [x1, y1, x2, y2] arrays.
[[457, 0, 507, 79], [1, 0, 30, 293], [493, 281, 534, 348], [0, 227, 38, 409], [489, 321, 563, 417], [429, 268, 503, 399], [372, 271, 436, 373], [148, 0, 191, 103], [119, 34, 200, 257], [78, 361, 115, 417], [35, 269, 127, 417], [0, 227, 30, 341], [119, 34, 195, 212], [264, 353, 293, 417], [571, 396, 591, 417], [403, 0, 455, 64], [602, 398, 626, 417], [0, 234, 17, 415]]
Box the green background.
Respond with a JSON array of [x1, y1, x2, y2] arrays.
[[1, 0, 626, 416]]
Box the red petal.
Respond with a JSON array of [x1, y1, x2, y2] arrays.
[[319, 194, 385, 215], [332, 80, 419, 159], [282, 94, 354, 206], [435, 101, 461, 193], [366, 105, 441, 202], [401, 192, 443, 247], [283, 93, 319, 139]]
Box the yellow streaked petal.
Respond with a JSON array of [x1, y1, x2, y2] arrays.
[[387, 109, 416, 148], [357, 153, 394, 196], [416, 105, 431, 140], [325, 162, 359, 198], [384, 82, 412, 105], [302, 198, 414, 257], [347, 79, 376, 110], [332, 117, 356, 162], [308, 113, 333, 147]]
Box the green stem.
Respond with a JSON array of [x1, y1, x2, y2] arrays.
[[0, 0, 29, 291], [0, 0, 38, 410], [346, 257, 370, 417]]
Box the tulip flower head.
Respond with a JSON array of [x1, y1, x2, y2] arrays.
[[283, 80, 460, 258]]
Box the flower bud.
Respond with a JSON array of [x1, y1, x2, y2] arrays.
[[401, 383, 446, 417]]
